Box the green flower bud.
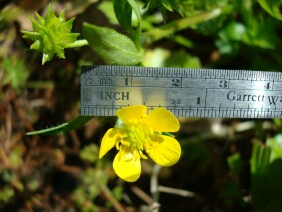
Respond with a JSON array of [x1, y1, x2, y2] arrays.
[[22, 5, 79, 64]]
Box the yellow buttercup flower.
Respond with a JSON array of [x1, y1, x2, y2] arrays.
[[99, 105, 181, 182]]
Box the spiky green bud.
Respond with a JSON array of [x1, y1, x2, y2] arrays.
[[22, 5, 79, 64]]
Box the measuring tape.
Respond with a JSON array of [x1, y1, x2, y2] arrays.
[[80, 65, 282, 119]]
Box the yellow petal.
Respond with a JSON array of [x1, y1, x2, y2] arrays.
[[99, 128, 116, 159], [113, 148, 141, 182], [147, 108, 180, 132], [145, 135, 181, 166], [116, 105, 147, 123]]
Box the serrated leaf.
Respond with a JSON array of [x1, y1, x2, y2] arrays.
[[113, 0, 132, 30], [257, 0, 282, 20], [83, 23, 143, 65]]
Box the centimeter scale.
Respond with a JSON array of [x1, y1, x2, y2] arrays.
[[80, 65, 282, 119]]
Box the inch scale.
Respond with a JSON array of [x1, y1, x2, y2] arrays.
[[80, 65, 282, 119]]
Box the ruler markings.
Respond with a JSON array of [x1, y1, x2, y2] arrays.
[[81, 83, 282, 92], [81, 66, 282, 118], [81, 105, 282, 113], [81, 68, 282, 82], [80, 71, 282, 82]]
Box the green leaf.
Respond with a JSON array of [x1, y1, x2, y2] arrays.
[[267, 134, 282, 162], [26, 116, 92, 135], [250, 141, 271, 175], [126, 0, 142, 49], [113, 0, 132, 30], [251, 140, 282, 211], [80, 144, 99, 163], [83, 23, 143, 65], [219, 179, 245, 207], [215, 21, 246, 54], [161, 0, 173, 11], [216, 19, 279, 53], [143, 8, 223, 44], [227, 153, 243, 173], [0, 186, 15, 203], [2, 57, 28, 92], [127, 0, 141, 21], [143, 48, 170, 67], [144, 0, 184, 19], [257, 0, 282, 20], [163, 0, 184, 16], [98, 1, 118, 25], [242, 20, 279, 49], [164, 50, 201, 68]]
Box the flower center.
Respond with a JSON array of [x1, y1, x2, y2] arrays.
[[118, 119, 153, 152]]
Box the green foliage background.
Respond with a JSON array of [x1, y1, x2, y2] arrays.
[[0, 0, 282, 211]]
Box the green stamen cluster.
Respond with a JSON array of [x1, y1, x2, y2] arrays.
[[117, 121, 153, 160], [123, 122, 152, 146]]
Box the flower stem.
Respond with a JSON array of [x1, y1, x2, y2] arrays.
[[99, 183, 125, 212], [142, 6, 232, 45], [65, 39, 88, 48]]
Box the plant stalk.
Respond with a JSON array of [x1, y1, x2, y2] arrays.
[[143, 7, 228, 45], [66, 39, 88, 48]]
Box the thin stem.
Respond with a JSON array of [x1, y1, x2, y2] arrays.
[[142, 7, 229, 45], [99, 183, 126, 212], [131, 185, 154, 205], [26, 81, 55, 89], [150, 164, 162, 203], [158, 186, 196, 197], [65, 39, 88, 48], [135, 23, 141, 50]]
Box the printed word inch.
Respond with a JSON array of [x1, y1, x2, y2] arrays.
[[100, 91, 129, 101], [81, 65, 282, 118]]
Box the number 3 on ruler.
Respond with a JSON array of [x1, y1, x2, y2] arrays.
[[219, 80, 228, 88]]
